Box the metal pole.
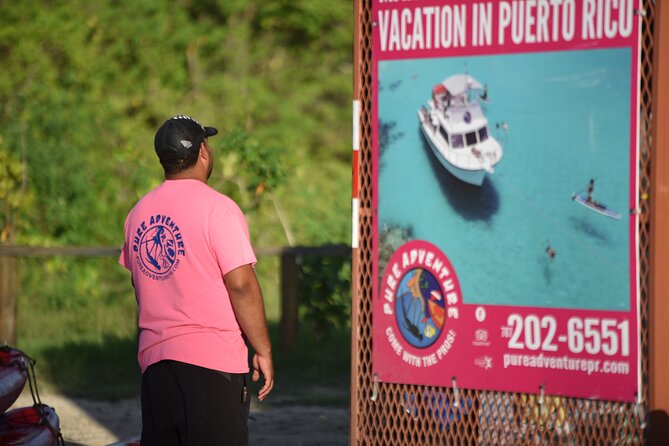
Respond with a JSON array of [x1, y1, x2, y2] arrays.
[[350, 0, 362, 442], [648, 0, 669, 443]]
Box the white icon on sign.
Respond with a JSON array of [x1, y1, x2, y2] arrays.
[[474, 329, 488, 342], [475, 306, 486, 322], [474, 356, 493, 370]]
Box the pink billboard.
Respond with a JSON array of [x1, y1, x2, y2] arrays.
[[371, 0, 641, 402]]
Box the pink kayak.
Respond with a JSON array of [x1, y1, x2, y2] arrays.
[[0, 346, 29, 414], [0, 404, 61, 446]]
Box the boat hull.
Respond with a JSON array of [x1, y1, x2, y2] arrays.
[[419, 123, 487, 186], [0, 347, 29, 414], [0, 404, 60, 446]]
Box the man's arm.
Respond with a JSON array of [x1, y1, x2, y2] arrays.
[[224, 264, 274, 401]]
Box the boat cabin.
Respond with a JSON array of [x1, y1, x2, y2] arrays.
[[437, 124, 490, 150]]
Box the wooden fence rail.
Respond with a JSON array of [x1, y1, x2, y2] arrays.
[[0, 244, 351, 349]]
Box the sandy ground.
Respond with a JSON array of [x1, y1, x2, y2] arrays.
[[8, 389, 349, 445]]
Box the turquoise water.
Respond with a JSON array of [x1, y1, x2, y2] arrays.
[[378, 48, 633, 311]]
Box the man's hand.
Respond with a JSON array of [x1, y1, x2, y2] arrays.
[[252, 352, 274, 401]]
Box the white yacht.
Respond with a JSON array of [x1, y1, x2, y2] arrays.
[[418, 74, 503, 186]]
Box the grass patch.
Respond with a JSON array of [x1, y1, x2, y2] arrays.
[[21, 325, 351, 405], [16, 256, 140, 400], [258, 323, 350, 407], [15, 256, 350, 405], [25, 336, 140, 400]]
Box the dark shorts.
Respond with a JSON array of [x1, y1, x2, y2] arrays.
[[140, 360, 250, 446]]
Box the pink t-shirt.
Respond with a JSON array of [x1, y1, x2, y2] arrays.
[[119, 179, 256, 374]]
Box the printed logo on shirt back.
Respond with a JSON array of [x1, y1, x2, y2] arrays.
[[132, 214, 186, 281]]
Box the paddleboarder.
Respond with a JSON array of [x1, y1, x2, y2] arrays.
[[586, 178, 595, 203]]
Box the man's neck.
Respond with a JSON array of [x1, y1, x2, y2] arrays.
[[165, 169, 207, 183]]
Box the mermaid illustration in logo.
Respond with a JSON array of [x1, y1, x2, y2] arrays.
[[396, 268, 445, 348], [140, 226, 176, 273]]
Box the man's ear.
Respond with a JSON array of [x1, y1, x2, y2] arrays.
[[199, 141, 209, 161]]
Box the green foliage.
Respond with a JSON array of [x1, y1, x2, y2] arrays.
[[0, 145, 31, 242], [212, 128, 287, 211], [3, 0, 353, 400], [0, 0, 352, 248], [17, 257, 137, 337], [298, 252, 352, 340]]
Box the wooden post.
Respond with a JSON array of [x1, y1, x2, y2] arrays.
[[0, 256, 18, 346], [649, 1, 669, 444], [280, 251, 299, 349]]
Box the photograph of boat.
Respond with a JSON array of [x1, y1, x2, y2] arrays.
[[418, 74, 503, 186], [377, 49, 633, 311]]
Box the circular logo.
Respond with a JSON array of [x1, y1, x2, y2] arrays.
[[378, 240, 461, 370], [139, 225, 177, 275], [395, 268, 446, 349]]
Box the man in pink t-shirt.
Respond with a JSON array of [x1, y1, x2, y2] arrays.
[[120, 115, 273, 446]]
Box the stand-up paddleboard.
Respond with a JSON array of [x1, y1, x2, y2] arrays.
[[572, 192, 621, 220], [0, 346, 29, 414], [0, 404, 61, 446]]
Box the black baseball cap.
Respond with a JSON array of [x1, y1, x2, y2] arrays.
[[154, 114, 218, 154]]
